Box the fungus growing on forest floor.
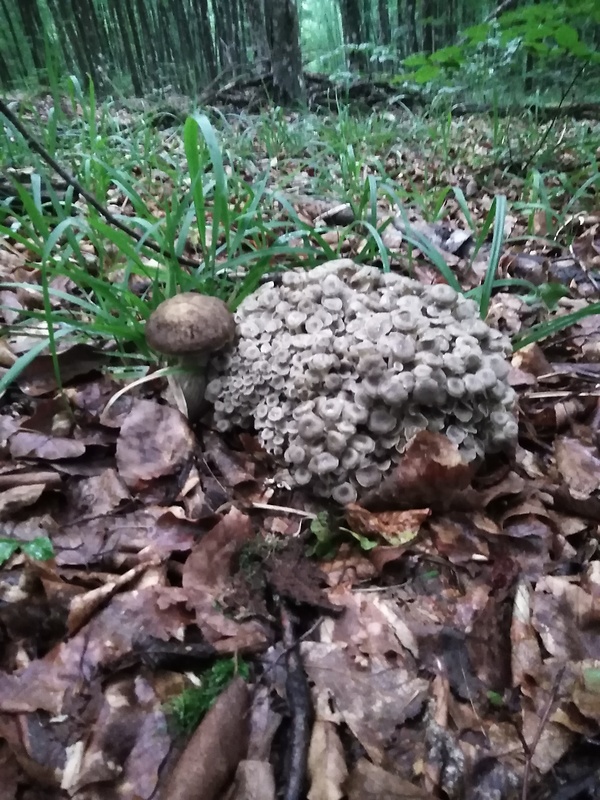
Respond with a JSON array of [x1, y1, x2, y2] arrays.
[[204, 258, 518, 502], [146, 292, 236, 419]]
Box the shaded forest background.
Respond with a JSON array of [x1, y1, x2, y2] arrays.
[[0, 0, 599, 108]]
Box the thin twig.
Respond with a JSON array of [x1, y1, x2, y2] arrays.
[[250, 502, 317, 519]]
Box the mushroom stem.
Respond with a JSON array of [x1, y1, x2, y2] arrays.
[[172, 353, 209, 420]]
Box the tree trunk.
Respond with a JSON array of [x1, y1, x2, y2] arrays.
[[265, 0, 305, 104], [196, 0, 218, 79], [339, 0, 366, 71], [111, 0, 143, 95], [422, 0, 434, 54], [245, 0, 270, 73], [404, 0, 419, 55], [378, 0, 391, 45], [16, 0, 44, 71], [0, 0, 28, 78]]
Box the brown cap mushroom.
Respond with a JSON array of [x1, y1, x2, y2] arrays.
[[146, 292, 235, 418]]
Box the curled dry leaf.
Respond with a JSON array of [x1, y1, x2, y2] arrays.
[[362, 431, 475, 512], [16, 343, 109, 396], [307, 720, 348, 800], [0, 483, 47, 520], [9, 431, 86, 460], [344, 503, 430, 546], [344, 758, 430, 800], [301, 641, 428, 765], [116, 399, 195, 490], [224, 760, 276, 800], [555, 437, 600, 501], [160, 676, 250, 800]]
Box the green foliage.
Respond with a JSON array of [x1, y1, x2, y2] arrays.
[[396, 0, 600, 103], [0, 536, 54, 566], [308, 512, 378, 559], [167, 659, 250, 736]]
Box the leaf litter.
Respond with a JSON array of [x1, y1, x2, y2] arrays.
[[0, 100, 600, 799]]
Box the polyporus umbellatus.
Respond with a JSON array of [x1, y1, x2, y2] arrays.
[[205, 259, 517, 503]]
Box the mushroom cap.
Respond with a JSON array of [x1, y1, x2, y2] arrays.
[[146, 293, 235, 356]]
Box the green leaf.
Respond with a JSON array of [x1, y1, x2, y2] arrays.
[[22, 537, 54, 562], [309, 513, 334, 546], [403, 53, 428, 68], [413, 64, 441, 84], [583, 668, 600, 693], [553, 24, 579, 49], [429, 46, 463, 67], [464, 23, 490, 44], [533, 282, 570, 310], [348, 531, 378, 551], [0, 540, 20, 566], [487, 690, 505, 707]]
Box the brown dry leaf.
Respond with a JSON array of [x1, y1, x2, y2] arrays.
[[116, 399, 195, 490], [554, 437, 600, 501], [427, 513, 492, 563], [532, 576, 600, 661], [362, 431, 475, 511], [511, 580, 544, 687], [0, 338, 16, 368], [344, 758, 430, 800], [16, 343, 109, 396], [160, 676, 250, 800], [9, 431, 86, 460], [512, 343, 553, 377], [67, 561, 155, 634], [0, 740, 20, 799], [51, 507, 200, 567], [301, 641, 428, 765], [522, 702, 575, 774], [181, 508, 266, 642], [202, 430, 255, 487], [344, 503, 429, 546], [224, 761, 276, 800], [63, 674, 171, 797], [0, 572, 189, 716], [319, 544, 378, 588], [66, 468, 130, 517], [325, 589, 419, 662], [0, 483, 46, 519], [307, 720, 348, 800]]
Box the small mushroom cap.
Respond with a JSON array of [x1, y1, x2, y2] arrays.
[[146, 293, 235, 356]]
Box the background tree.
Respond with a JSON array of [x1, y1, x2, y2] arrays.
[[265, 0, 305, 102]]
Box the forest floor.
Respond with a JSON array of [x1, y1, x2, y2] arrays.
[[0, 93, 600, 800]]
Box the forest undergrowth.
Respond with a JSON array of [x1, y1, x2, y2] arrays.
[[0, 89, 600, 800]]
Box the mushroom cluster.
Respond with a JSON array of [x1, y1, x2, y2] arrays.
[[204, 259, 517, 503]]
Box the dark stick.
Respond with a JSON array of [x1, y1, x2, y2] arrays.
[[280, 601, 313, 800], [0, 97, 202, 269]]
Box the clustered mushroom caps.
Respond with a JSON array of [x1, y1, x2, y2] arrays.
[[205, 259, 518, 503]]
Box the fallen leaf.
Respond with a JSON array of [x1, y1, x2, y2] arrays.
[[362, 431, 475, 511], [555, 437, 600, 501], [344, 503, 429, 546], [344, 758, 430, 800], [116, 399, 195, 490], [160, 676, 250, 800], [308, 720, 348, 800], [0, 484, 47, 520]]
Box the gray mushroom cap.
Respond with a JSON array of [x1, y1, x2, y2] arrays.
[[146, 293, 235, 357]]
